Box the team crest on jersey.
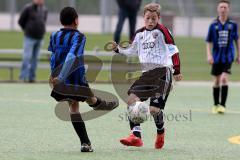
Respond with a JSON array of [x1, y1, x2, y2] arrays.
[[215, 25, 219, 30], [152, 32, 158, 39], [139, 35, 144, 40]]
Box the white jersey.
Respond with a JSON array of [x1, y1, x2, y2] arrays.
[[117, 24, 179, 72]]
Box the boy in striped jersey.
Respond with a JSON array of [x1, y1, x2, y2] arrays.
[[112, 3, 182, 149], [48, 7, 118, 152]]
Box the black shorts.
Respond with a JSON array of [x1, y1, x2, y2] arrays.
[[211, 63, 232, 76], [128, 67, 172, 109], [51, 83, 94, 102]]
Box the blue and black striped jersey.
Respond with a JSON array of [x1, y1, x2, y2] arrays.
[[48, 28, 87, 85], [206, 18, 239, 64]]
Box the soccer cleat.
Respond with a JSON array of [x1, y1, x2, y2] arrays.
[[212, 105, 218, 114], [120, 133, 143, 147], [81, 143, 93, 152], [155, 132, 165, 149], [217, 105, 226, 114], [93, 100, 119, 111]]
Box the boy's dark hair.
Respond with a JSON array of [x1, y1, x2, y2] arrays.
[[60, 7, 78, 25], [218, 0, 230, 5]]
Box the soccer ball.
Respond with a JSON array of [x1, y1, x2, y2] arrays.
[[127, 101, 150, 124]]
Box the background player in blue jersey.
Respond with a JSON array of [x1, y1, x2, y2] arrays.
[[206, 0, 240, 114], [48, 7, 118, 152]]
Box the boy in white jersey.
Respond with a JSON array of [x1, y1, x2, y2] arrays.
[[112, 3, 182, 149]]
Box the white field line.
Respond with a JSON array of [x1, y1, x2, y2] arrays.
[[167, 107, 240, 114], [0, 81, 240, 86], [0, 98, 50, 104], [173, 81, 240, 87]]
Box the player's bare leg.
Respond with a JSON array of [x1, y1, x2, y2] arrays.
[[213, 75, 221, 87], [220, 72, 229, 86], [127, 93, 140, 106]]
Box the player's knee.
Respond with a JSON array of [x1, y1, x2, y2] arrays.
[[214, 79, 220, 86], [70, 107, 79, 113], [127, 94, 140, 106], [149, 106, 160, 115], [69, 101, 79, 113], [127, 97, 136, 106], [221, 77, 228, 85]]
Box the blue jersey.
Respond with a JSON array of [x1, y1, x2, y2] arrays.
[[206, 18, 238, 63], [48, 28, 87, 85]]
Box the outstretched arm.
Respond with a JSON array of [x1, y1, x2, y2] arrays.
[[113, 34, 138, 56]]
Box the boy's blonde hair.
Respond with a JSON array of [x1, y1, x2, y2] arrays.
[[143, 3, 161, 16]]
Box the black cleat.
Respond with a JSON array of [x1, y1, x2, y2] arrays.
[[93, 100, 119, 111], [81, 143, 93, 152]]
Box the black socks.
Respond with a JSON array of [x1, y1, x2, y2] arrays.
[[153, 110, 164, 134], [213, 87, 220, 105], [70, 113, 91, 145], [220, 85, 228, 107], [129, 119, 141, 138], [213, 86, 228, 107]]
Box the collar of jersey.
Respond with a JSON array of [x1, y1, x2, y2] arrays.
[[60, 28, 79, 32], [145, 24, 159, 31], [216, 17, 230, 25]]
